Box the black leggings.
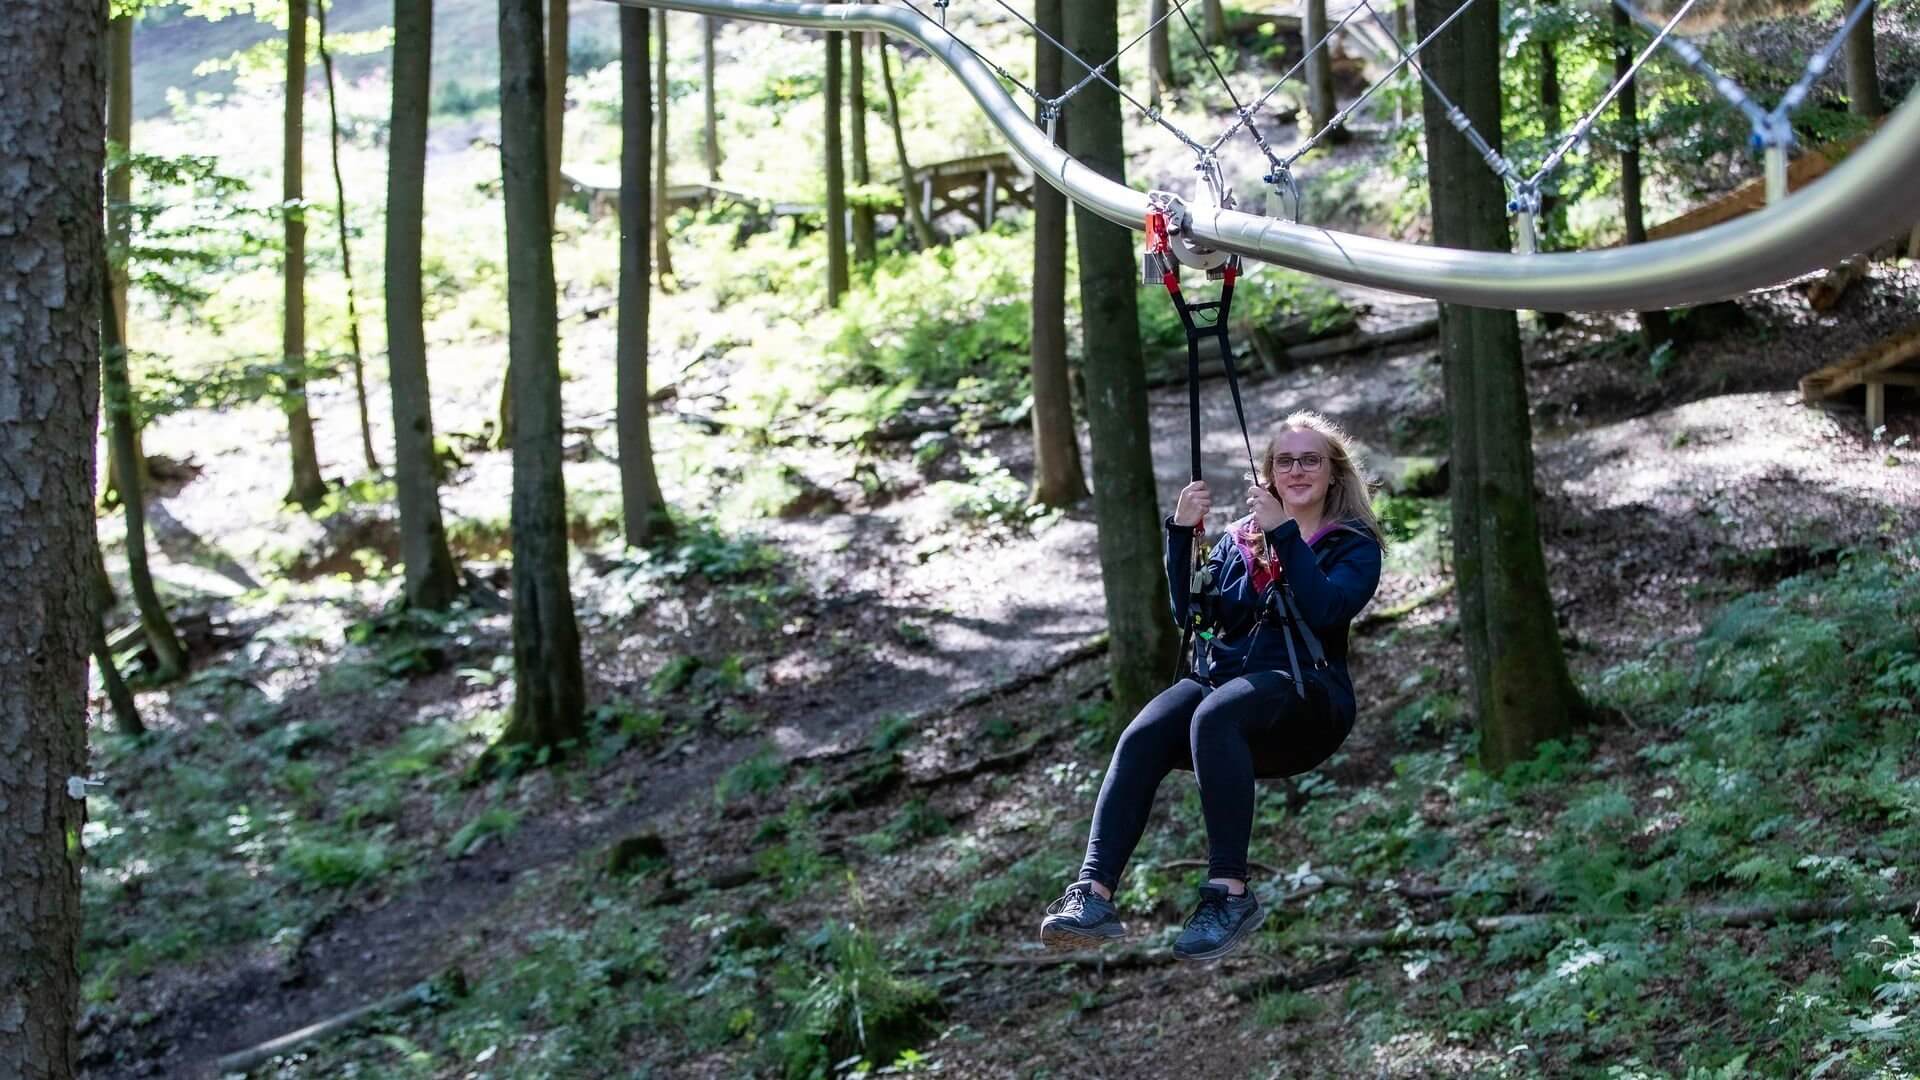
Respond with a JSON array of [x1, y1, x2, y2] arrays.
[[1077, 670, 1350, 890]]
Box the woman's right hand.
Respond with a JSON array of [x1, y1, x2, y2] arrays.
[[1173, 480, 1211, 527]]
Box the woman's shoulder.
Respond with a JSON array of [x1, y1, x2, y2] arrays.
[[1316, 519, 1384, 556]]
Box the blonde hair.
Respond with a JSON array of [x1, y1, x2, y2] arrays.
[[1247, 409, 1389, 556]]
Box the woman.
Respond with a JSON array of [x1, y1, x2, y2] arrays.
[[1039, 410, 1385, 961]]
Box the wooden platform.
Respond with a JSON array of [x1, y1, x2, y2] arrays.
[[1647, 123, 1880, 242], [1798, 322, 1920, 430]]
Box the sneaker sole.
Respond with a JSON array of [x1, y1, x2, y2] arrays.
[[1172, 903, 1267, 962], [1039, 919, 1127, 952]]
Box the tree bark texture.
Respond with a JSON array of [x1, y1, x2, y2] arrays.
[[283, 0, 328, 509], [1535, 9, 1567, 328], [102, 257, 185, 682], [386, 0, 461, 610], [653, 9, 675, 284], [1305, 0, 1336, 133], [1030, 0, 1087, 509], [1845, 2, 1883, 119], [317, 0, 379, 473], [824, 30, 850, 306], [879, 39, 937, 249], [1612, 2, 1670, 346], [1148, 0, 1172, 108], [104, 13, 149, 502], [497, 0, 586, 752], [1062, 0, 1177, 725], [849, 24, 875, 267], [546, 0, 568, 222], [1204, 0, 1226, 44], [702, 14, 721, 180], [620, 7, 672, 548], [1415, 0, 1584, 772], [0, 5, 106, 1075]]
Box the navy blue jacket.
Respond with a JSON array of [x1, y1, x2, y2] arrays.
[[1165, 514, 1383, 723]]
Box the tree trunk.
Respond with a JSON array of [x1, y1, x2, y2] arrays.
[[1204, 0, 1226, 44], [1305, 0, 1337, 133], [1535, 8, 1567, 329], [284, 0, 328, 509], [1030, 0, 1087, 509], [387, 0, 461, 611], [824, 30, 850, 306], [495, 0, 587, 755], [317, 0, 380, 473], [849, 23, 875, 267], [103, 256, 186, 683], [1062, 0, 1177, 725], [620, 6, 672, 548], [1416, 0, 1586, 773], [1612, 2, 1671, 346], [0, 6, 104, 1073], [546, 0, 568, 222], [879, 38, 937, 249], [1845, 2, 1883, 119], [702, 14, 721, 180], [104, 12, 149, 505], [653, 9, 675, 285], [1148, 0, 1172, 108]]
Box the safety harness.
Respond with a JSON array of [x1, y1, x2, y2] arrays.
[[1144, 179, 1330, 698]]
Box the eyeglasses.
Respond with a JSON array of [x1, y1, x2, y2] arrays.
[[1272, 453, 1326, 473]]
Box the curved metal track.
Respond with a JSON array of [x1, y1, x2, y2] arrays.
[[604, 0, 1920, 312]]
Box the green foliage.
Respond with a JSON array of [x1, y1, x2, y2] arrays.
[[281, 833, 392, 889], [770, 918, 940, 1078], [446, 806, 520, 859], [716, 745, 790, 805]]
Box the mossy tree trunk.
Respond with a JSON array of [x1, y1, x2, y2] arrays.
[[849, 22, 875, 268], [620, 5, 672, 548], [1612, 1, 1670, 347], [0, 4, 105, 1070], [1846, 2, 1883, 119], [653, 9, 675, 285], [1030, 0, 1087, 509], [105, 12, 150, 505], [284, 0, 329, 510], [103, 256, 186, 683], [494, 0, 586, 757], [1148, 0, 1173, 108], [386, 0, 461, 610], [317, 0, 379, 473], [824, 29, 850, 306], [878, 38, 937, 250], [702, 14, 721, 179], [1204, 0, 1226, 44], [1305, 0, 1336, 133], [1416, 0, 1589, 773], [1062, 0, 1177, 726], [546, 0, 568, 222]]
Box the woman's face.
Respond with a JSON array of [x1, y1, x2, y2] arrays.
[[1268, 430, 1334, 515]]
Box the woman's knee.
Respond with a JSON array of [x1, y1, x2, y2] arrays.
[[1187, 696, 1248, 753]]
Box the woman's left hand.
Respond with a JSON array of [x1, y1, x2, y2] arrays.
[[1246, 484, 1287, 531]]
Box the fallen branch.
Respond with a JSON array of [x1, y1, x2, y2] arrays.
[[1228, 953, 1361, 1001], [1156, 860, 1477, 904], [1355, 580, 1454, 633], [794, 635, 1109, 768], [212, 983, 433, 1075], [1279, 318, 1438, 364], [1286, 890, 1920, 952]]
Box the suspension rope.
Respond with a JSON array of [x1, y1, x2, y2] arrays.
[[899, 0, 1049, 107], [1520, 0, 1701, 200], [1280, 0, 1487, 168], [1206, 0, 1373, 156], [986, 0, 1213, 155], [1356, 0, 1520, 186]]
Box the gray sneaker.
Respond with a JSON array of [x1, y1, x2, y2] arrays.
[[1039, 881, 1126, 950], [1172, 883, 1265, 961]]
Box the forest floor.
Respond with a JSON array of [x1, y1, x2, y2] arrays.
[[75, 258, 1920, 1078]]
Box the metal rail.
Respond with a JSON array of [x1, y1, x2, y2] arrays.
[[602, 0, 1920, 312]]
